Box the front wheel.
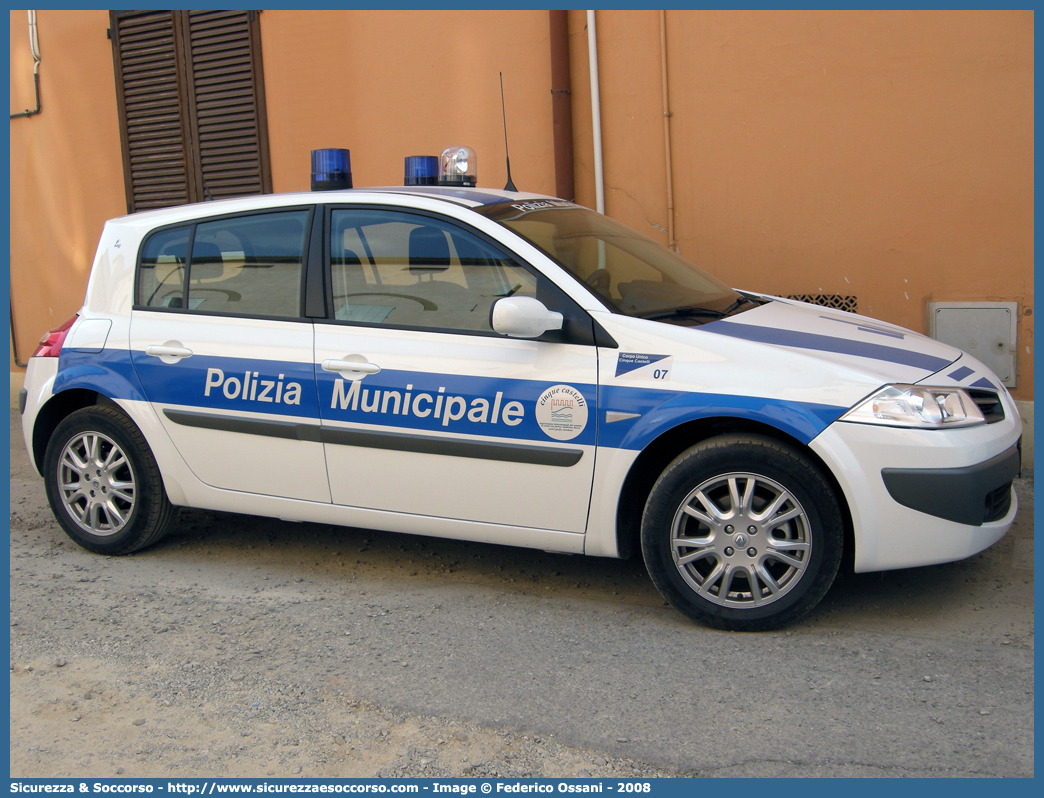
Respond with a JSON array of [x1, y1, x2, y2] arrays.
[[43, 405, 175, 555], [641, 435, 843, 631]]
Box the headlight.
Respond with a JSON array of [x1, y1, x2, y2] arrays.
[[841, 385, 986, 429]]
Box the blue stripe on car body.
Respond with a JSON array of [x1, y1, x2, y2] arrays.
[[56, 347, 847, 451], [316, 367, 599, 446], [700, 320, 954, 372], [380, 186, 516, 206], [55, 348, 149, 403], [598, 385, 844, 449]]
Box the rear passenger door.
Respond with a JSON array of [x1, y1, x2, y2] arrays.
[[314, 206, 599, 533], [129, 207, 330, 502]]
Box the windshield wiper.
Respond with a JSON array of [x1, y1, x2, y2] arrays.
[[638, 295, 756, 322], [637, 305, 728, 321], [718, 295, 756, 315]]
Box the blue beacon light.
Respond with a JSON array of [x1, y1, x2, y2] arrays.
[[311, 148, 352, 191], [404, 156, 438, 186]]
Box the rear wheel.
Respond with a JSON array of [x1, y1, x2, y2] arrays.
[[43, 405, 175, 555], [641, 434, 843, 631]]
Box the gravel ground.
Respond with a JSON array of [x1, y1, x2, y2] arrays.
[[8, 409, 685, 779], [8, 411, 1034, 778], [9, 525, 687, 779]]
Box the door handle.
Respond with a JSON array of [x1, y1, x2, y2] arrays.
[[145, 345, 193, 359], [322, 359, 380, 375]]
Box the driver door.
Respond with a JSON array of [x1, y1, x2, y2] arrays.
[[314, 206, 598, 532]]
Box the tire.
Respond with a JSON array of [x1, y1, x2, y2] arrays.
[[43, 405, 175, 555], [641, 434, 843, 631]]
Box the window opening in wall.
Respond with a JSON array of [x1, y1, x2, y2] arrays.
[[110, 9, 271, 213]]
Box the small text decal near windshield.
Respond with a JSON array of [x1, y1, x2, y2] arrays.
[[509, 199, 577, 213]]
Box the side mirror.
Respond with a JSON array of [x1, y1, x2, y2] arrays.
[[491, 296, 564, 339]]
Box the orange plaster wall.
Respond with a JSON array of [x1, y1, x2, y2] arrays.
[[10, 9, 127, 369], [10, 10, 1033, 401], [257, 10, 556, 195], [571, 10, 1033, 399]]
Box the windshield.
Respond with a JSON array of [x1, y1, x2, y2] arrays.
[[477, 201, 747, 320]]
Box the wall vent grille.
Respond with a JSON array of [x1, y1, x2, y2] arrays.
[[786, 294, 858, 313]]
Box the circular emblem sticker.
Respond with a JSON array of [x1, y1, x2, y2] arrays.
[[535, 385, 589, 441]]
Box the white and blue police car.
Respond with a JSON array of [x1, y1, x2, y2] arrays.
[[20, 151, 1022, 630]]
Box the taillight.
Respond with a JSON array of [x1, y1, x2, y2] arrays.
[[32, 314, 78, 358]]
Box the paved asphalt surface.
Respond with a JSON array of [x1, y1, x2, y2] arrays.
[[8, 411, 1034, 777]]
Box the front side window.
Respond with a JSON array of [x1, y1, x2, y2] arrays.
[[328, 208, 538, 333], [479, 202, 748, 321], [138, 209, 310, 318]]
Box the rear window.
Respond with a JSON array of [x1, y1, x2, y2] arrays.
[[137, 209, 311, 319]]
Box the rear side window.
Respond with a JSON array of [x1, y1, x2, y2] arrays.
[[139, 226, 190, 309], [137, 209, 311, 319]]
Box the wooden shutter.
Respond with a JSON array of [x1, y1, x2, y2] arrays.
[[111, 11, 194, 212], [182, 10, 271, 201], [110, 10, 271, 213]]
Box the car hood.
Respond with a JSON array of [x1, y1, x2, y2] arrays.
[[696, 297, 962, 383], [596, 296, 966, 415], [592, 298, 970, 449]]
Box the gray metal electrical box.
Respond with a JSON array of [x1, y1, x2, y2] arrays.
[[927, 302, 1017, 388]]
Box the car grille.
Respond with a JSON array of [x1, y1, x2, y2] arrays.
[[984, 482, 1013, 523], [966, 389, 1005, 424]]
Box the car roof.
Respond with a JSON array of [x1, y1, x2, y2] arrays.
[[109, 186, 560, 227]]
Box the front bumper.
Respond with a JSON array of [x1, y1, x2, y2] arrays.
[[881, 444, 1021, 526], [810, 405, 1022, 573]]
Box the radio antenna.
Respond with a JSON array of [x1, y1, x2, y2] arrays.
[[499, 72, 517, 192]]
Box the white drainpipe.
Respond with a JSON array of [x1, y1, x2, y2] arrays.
[[587, 10, 605, 215]]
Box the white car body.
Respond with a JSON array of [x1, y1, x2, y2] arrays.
[[20, 187, 1022, 627]]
